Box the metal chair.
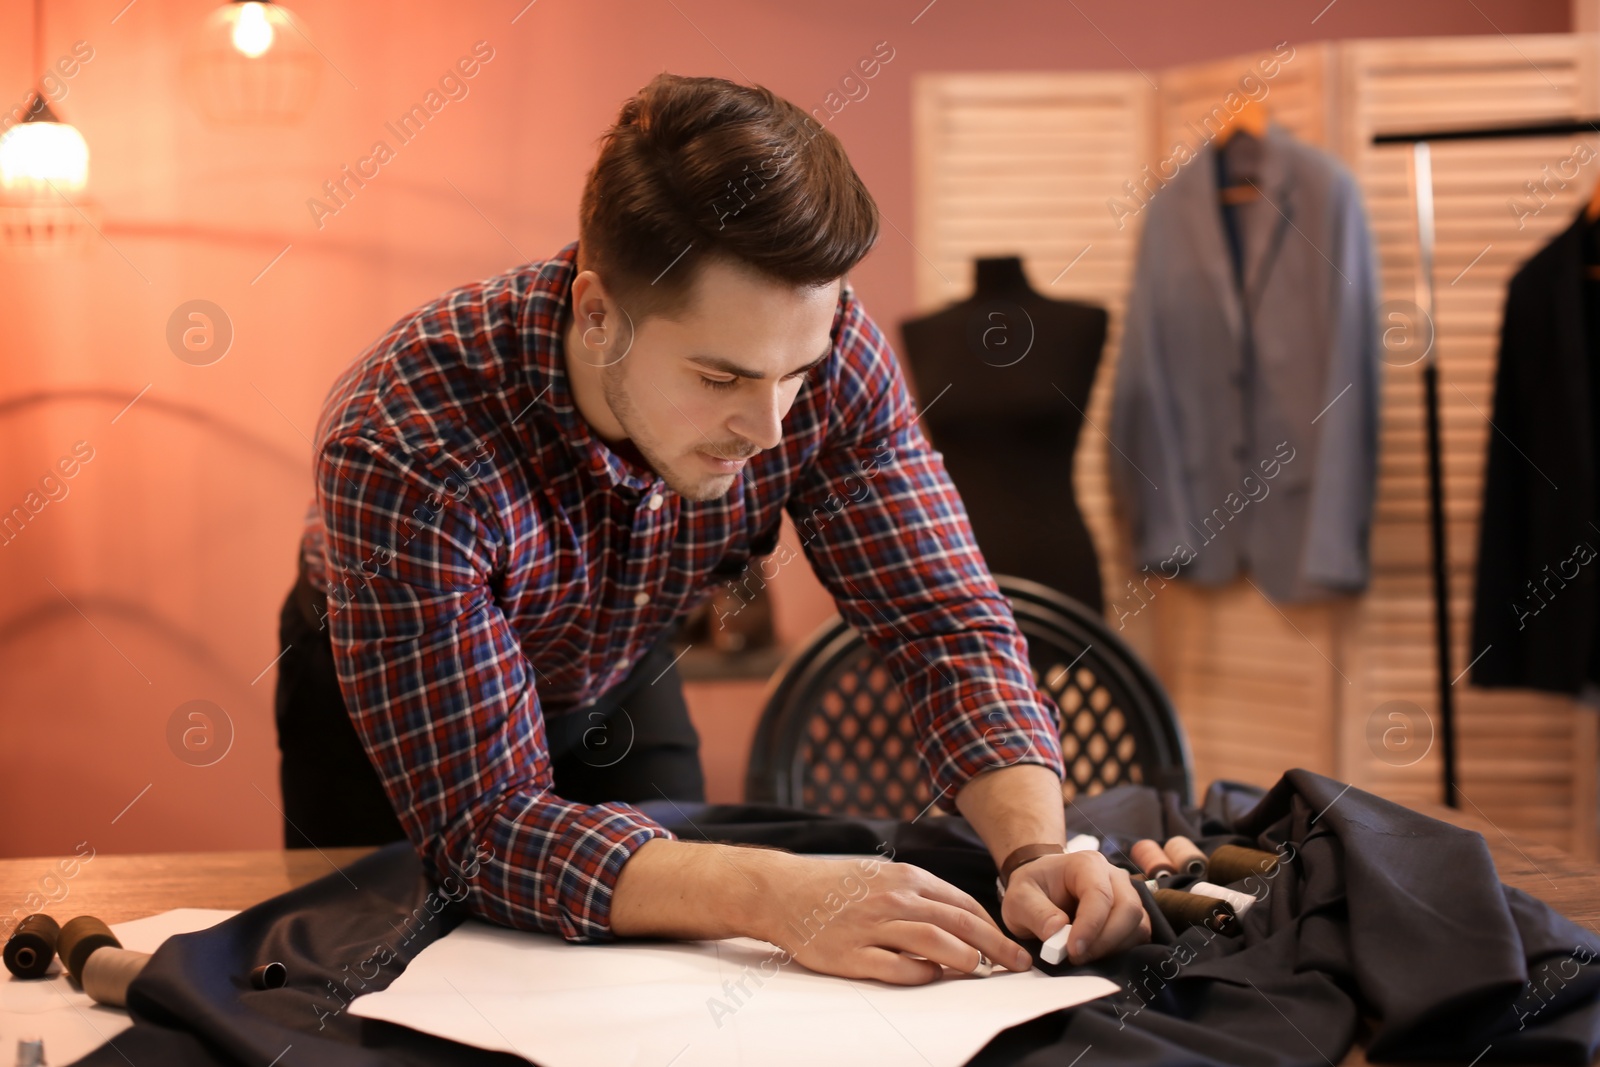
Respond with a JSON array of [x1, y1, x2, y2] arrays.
[[744, 575, 1193, 818]]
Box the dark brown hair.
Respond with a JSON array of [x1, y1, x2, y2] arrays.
[[576, 73, 879, 323]]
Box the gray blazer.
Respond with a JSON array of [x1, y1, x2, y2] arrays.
[[1108, 120, 1380, 606]]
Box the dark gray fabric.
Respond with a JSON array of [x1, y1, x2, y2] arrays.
[[70, 770, 1600, 1066]]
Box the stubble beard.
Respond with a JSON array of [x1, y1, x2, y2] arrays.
[[601, 362, 739, 502]]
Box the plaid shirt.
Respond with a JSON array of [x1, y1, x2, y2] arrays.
[[299, 240, 1066, 943]]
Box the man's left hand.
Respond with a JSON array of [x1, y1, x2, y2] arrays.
[[1000, 851, 1151, 965]]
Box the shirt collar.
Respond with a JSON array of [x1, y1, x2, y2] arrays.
[[516, 240, 664, 493]]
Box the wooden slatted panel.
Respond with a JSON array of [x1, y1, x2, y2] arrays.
[[1157, 43, 1333, 155], [911, 72, 1155, 654], [1336, 33, 1600, 854], [911, 43, 1600, 852]]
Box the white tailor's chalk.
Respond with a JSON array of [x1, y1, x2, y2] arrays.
[[1065, 834, 1099, 853], [1188, 880, 1257, 915], [1040, 924, 1073, 965]]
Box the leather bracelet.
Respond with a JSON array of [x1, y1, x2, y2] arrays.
[[998, 842, 1068, 889]]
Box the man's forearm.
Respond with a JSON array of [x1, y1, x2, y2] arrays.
[[610, 837, 787, 940], [953, 762, 1068, 866]]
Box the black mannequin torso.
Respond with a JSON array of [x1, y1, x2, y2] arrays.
[[899, 256, 1108, 611]]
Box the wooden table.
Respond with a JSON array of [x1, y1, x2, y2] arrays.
[[1, 806, 1596, 1066]]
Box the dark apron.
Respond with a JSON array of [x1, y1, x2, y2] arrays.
[[272, 548, 705, 849]]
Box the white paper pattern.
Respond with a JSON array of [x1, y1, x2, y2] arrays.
[[350, 917, 1117, 1067]]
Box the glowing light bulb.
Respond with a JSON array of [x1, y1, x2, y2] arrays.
[[231, 2, 275, 58], [0, 120, 90, 193], [186, 1, 319, 125]]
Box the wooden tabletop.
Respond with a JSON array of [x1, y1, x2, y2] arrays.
[[1, 804, 1595, 1066], [0, 846, 377, 928]]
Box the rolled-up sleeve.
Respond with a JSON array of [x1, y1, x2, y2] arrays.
[[785, 286, 1066, 814], [315, 430, 675, 942]]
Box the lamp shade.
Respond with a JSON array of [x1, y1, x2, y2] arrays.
[[0, 99, 89, 194], [183, 1, 320, 125]]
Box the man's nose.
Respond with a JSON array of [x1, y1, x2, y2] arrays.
[[732, 386, 785, 452]]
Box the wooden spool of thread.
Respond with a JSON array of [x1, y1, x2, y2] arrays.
[[4, 914, 61, 979], [14, 1037, 44, 1067], [1130, 838, 1177, 884], [1206, 844, 1280, 885], [81, 947, 152, 1008], [1162, 836, 1208, 878], [57, 916, 121, 983], [1153, 888, 1239, 936]]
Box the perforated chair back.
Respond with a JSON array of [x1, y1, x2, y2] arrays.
[[744, 576, 1193, 818]]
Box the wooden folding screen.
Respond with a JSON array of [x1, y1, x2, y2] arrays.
[[913, 35, 1600, 855]]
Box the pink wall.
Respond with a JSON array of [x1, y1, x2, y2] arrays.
[[0, 0, 1567, 859]]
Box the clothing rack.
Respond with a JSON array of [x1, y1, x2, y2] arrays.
[[1371, 117, 1600, 808]]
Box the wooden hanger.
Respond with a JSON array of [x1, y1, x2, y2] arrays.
[[1217, 99, 1270, 203], [1215, 97, 1270, 147]]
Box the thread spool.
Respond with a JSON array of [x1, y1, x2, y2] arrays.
[[80, 947, 152, 1008], [1152, 888, 1239, 936], [14, 1037, 44, 1067], [250, 961, 287, 989], [1206, 844, 1280, 885], [1162, 836, 1208, 878], [1130, 839, 1177, 885], [57, 916, 121, 983], [1188, 880, 1258, 916], [4, 914, 61, 979]]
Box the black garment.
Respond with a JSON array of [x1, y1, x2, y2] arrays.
[[1588, 239, 1600, 687], [78, 770, 1600, 1066], [273, 552, 705, 849], [900, 256, 1108, 611], [1471, 205, 1600, 693]]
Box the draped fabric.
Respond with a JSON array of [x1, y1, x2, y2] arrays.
[[75, 770, 1600, 1066]]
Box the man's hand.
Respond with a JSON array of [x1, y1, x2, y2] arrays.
[[999, 851, 1150, 964], [953, 761, 1152, 964], [750, 853, 1035, 984]]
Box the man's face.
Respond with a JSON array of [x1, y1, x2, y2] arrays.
[[597, 258, 841, 501]]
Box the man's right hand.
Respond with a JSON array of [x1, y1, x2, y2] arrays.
[[748, 851, 1034, 984], [612, 837, 1031, 984]]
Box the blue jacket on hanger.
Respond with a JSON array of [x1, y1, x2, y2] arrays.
[[1109, 119, 1381, 605]]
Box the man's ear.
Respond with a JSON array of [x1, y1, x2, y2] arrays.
[[571, 270, 638, 366], [571, 270, 610, 326]]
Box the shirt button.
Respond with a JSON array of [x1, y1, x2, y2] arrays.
[[647, 493, 664, 511], [634, 592, 651, 607]]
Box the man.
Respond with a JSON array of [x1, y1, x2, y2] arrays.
[[274, 72, 1149, 986]]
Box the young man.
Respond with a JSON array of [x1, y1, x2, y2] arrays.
[[275, 73, 1149, 985]]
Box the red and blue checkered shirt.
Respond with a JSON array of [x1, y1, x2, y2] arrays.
[[299, 239, 1066, 943]]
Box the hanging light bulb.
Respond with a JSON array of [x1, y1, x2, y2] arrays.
[[230, 2, 275, 58], [0, 0, 98, 253], [184, 0, 320, 126], [0, 96, 90, 194]]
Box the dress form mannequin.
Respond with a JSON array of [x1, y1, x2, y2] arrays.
[[899, 256, 1109, 612]]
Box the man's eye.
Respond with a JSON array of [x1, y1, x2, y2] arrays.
[[700, 376, 738, 391]]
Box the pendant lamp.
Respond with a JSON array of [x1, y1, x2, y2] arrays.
[[183, 1, 321, 126], [0, 0, 97, 252]]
